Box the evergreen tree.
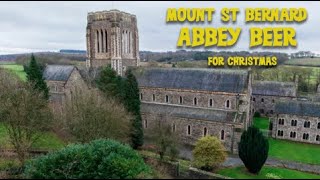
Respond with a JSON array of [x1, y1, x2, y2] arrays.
[[96, 65, 124, 100], [124, 69, 144, 149], [238, 126, 269, 174], [25, 54, 49, 100]]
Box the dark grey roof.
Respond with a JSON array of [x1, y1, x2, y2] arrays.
[[43, 65, 75, 81], [252, 81, 296, 97], [134, 68, 248, 93], [141, 103, 236, 122], [275, 101, 320, 117]]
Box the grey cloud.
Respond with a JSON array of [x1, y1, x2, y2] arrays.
[[0, 1, 318, 54]]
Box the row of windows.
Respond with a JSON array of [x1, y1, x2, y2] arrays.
[[252, 97, 275, 103], [187, 125, 225, 140], [278, 130, 320, 142], [278, 119, 320, 129], [141, 93, 231, 108], [144, 120, 225, 140]]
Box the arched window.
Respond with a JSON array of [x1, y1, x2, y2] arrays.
[[172, 123, 176, 132], [290, 132, 296, 138], [226, 100, 230, 108], [179, 96, 183, 104], [318, 122, 320, 129], [187, 125, 191, 135], [152, 94, 155, 101], [165, 95, 169, 103], [194, 97, 197, 106], [140, 93, 143, 100], [144, 120, 147, 129], [209, 99, 213, 107], [203, 127, 207, 137], [253, 97, 255, 102], [303, 133, 309, 140], [101, 29, 104, 52], [304, 121, 310, 128], [96, 30, 100, 53], [261, 98, 264, 102], [105, 30, 108, 52], [221, 130, 225, 140], [316, 135, 320, 141]]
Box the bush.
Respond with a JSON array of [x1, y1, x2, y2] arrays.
[[238, 126, 269, 174], [192, 136, 227, 171], [24, 139, 151, 179], [254, 112, 261, 117]]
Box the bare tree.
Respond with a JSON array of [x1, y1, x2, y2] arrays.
[[145, 118, 180, 161], [0, 69, 52, 165], [61, 86, 132, 144]]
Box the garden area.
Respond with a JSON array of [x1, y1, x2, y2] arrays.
[[217, 166, 320, 179]]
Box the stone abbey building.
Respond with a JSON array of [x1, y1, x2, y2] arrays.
[[43, 9, 320, 150], [86, 9, 140, 76]]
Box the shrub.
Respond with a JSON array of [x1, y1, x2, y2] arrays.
[[192, 136, 227, 171], [238, 126, 269, 174], [24, 139, 151, 179]]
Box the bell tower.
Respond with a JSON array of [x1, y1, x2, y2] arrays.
[[86, 9, 140, 75]]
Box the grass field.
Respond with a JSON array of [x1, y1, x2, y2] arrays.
[[269, 138, 320, 165], [0, 123, 65, 150], [253, 117, 270, 130], [217, 166, 320, 179], [252, 117, 320, 165], [0, 64, 27, 81], [284, 58, 320, 67]]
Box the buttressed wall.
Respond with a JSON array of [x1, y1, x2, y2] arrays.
[[86, 9, 140, 75]]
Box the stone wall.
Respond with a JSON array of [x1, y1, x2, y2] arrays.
[[252, 95, 296, 117], [142, 111, 243, 153], [272, 113, 320, 144]]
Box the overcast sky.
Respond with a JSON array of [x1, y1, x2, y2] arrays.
[[0, 1, 319, 54]]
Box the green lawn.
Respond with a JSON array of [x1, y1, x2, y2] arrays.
[[269, 138, 320, 165], [0, 64, 27, 81], [217, 166, 320, 179], [253, 117, 270, 130], [0, 123, 65, 150]]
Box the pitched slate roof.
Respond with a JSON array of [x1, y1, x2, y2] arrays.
[[252, 81, 296, 97], [275, 101, 320, 117], [141, 103, 237, 122], [134, 68, 249, 94], [43, 65, 75, 81]]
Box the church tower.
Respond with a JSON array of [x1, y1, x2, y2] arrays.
[[86, 9, 140, 76]]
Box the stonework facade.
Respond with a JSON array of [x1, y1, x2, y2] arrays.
[[86, 9, 140, 76], [43, 65, 87, 114], [252, 80, 298, 117], [272, 101, 320, 145], [135, 68, 253, 153]]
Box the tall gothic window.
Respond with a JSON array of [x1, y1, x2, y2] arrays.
[[165, 95, 169, 103], [221, 130, 225, 140], [96, 30, 100, 53], [226, 100, 230, 108], [209, 99, 213, 107], [194, 97, 197, 106], [203, 127, 207, 137], [179, 96, 183, 104], [187, 125, 191, 135], [105, 30, 108, 52]]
